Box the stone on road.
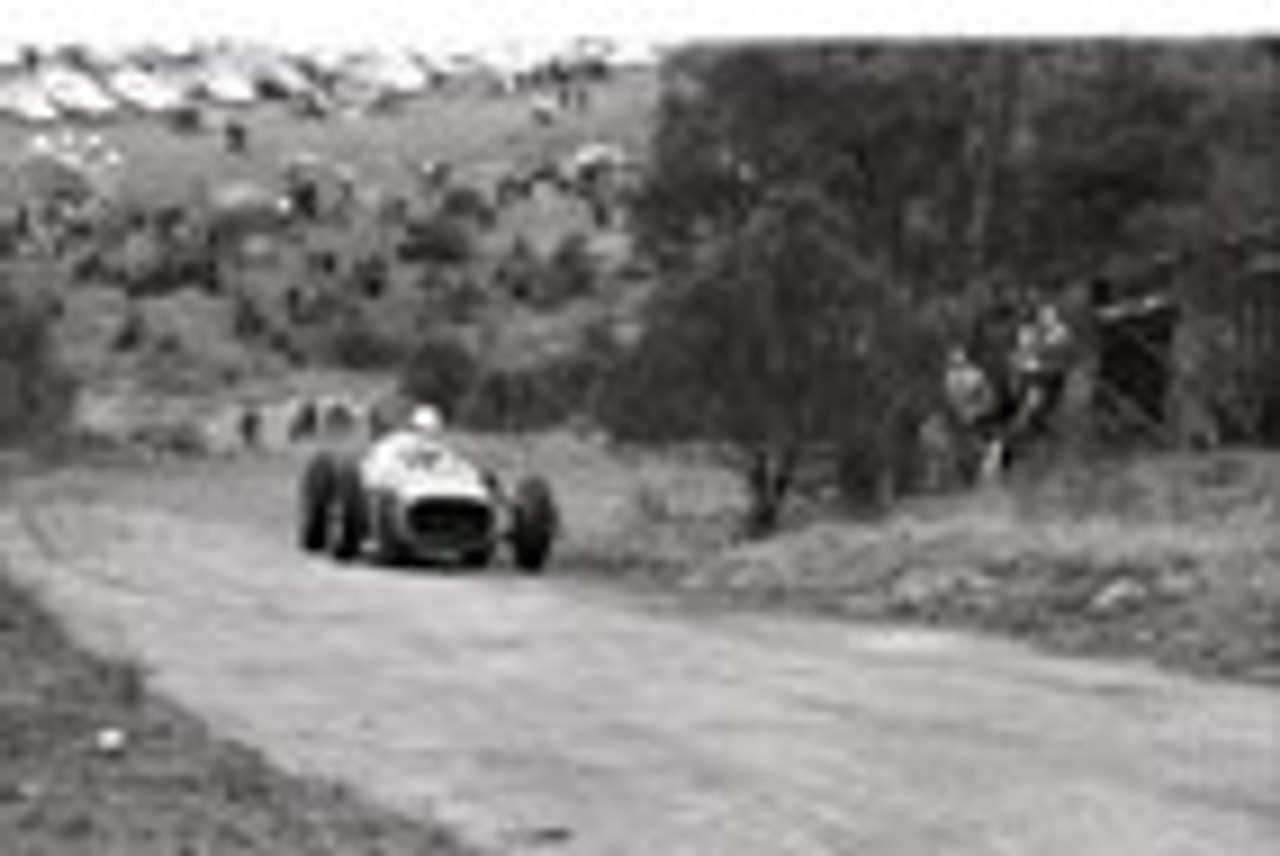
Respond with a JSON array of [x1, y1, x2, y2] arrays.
[[2, 497, 1278, 856]]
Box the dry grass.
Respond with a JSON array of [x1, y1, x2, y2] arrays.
[[467, 439, 1280, 684], [684, 451, 1280, 683]]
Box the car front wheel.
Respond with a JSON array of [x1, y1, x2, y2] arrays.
[[509, 475, 558, 573]]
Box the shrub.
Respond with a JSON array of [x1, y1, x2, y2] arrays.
[[0, 283, 75, 446], [538, 233, 597, 307], [439, 186, 495, 227], [112, 306, 147, 353], [462, 356, 597, 431], [399, 333, 480, 417], [325, 318, 406, 370], [494, 237, 542, 301], [397, 214, 475, 266]]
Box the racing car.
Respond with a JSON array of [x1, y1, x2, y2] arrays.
[[298, 442, 559, 572]]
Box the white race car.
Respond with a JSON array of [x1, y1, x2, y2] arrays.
[[298, 442, 559, 572]]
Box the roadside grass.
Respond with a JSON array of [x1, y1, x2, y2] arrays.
[[0, 560, 476, 856], [525, 441, 1280, 685]]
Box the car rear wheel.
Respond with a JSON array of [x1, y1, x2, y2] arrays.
[[329, 456, 368, 562], [462, 545, 494, 569], [299, 452, 337, 553], [509, 475, 558, 573]]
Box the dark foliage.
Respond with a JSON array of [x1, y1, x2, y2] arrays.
[[610, 188, 921, 532], [0, 283, 75, 446], [397, 214, 475, 267], [618, 42, 1267, 530], [399, 333, 480, 417], [462, 354, 599, 432]]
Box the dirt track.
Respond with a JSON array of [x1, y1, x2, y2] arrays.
[[2, 458, 1279, 856]]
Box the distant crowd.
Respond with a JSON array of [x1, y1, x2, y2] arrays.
[[0, 40, 636, 126]]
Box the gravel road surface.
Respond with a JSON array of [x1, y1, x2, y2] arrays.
[[2, 461, 1277, 855]]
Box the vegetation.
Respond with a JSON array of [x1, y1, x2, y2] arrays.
[[606, 189, 917, 533], [614, 41, 1280, 532], [397, 213, 476, 267], [4, 43, 1278, 535], [0, 281, 74, 447], [399, 332, 480, 420]]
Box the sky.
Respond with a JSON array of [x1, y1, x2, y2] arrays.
[[3, 0, 1278, 50]]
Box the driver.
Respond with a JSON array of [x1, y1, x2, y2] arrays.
[[362, 404, 447, 493]]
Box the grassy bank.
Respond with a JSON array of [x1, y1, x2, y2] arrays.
[[0, 562, 475, 856], [573, 449, 1280, 686]]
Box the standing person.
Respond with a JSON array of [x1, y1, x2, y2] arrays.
[[224, 119, 250, 156], [944, 347, 1006, 483], [288, 398, 319, 442], [1009, 303, 1073, 447], [237, 404, 261, 452]]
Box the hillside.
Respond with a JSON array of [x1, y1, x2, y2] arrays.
[[0, 67, 656, 207], [0, 64, 659, 434]]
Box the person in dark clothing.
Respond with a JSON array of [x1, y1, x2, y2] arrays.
[[224, 120, 250, 156], [238, 404, 262, 451]]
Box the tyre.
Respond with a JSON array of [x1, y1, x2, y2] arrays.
[[298, 452, 337, 553], [329, 456, 368, 562], [462, 544, 494, 569], [509, 475, 558, 573], [372, 497, 412, 566]]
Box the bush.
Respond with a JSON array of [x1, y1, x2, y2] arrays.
[[399, 333, 480, 417], [397, 215, 475, 267], [538, 233, 597, 307], [324, 319, 406, 370], [462, 355, 598, 431], [494, 238, 542, 301], [398, 324, 621, 432], [0, 283, 75, 446], [439, 186, 495, 227], [495, 235, 599, 308]]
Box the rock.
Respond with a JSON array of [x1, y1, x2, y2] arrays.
[[1090, 578, 1147, 615]]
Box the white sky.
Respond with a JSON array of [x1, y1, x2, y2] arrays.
[[3, 0, 1279, 50]]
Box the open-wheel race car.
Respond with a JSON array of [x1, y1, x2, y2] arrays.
[[298, 439, 560, 572]]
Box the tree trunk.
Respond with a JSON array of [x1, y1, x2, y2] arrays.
[[959, 51, 1023, 283]]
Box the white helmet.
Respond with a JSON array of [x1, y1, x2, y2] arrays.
[[409, 404, 443, 434]]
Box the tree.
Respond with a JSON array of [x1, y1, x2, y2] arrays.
[[1015, 47, 1211, 279], [0, 283, 74, 446], [634, 45, 983, 289], [399, 332, 479, 418], [637, 42, 1223, 292], [617, 188, 907, 534], [624, 41, 1256, 518]]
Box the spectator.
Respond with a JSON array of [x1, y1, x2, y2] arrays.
[[1009, 303, 1073, 443], [224, 120, 250, 156], [943, 346, 1006, 482], [237, 404, 261, 451], [288, 398, 319, 442]]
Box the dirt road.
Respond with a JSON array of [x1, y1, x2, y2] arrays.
[[2, 459, 1278, 855]]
